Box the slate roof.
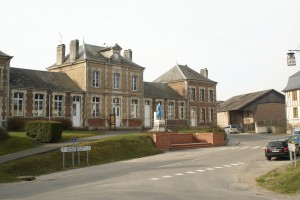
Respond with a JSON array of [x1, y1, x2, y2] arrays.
[[47, 43, 144, 69], [218, 89, 279, 112], [144, 82, 186, 100], [282, 70, 300, 92], [10, 67, 83, 92], [153, 64, 216, 83], [0, 50, 13, 58]]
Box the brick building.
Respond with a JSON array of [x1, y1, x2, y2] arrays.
[[153, 65, 218, 128], [0, 40, 218, 130]]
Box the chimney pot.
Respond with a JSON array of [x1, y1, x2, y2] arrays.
[[56, 44, 65, 65], [123, 49, 132, 61], [200, 68, 208, 78], [70, 39, 79, 62]]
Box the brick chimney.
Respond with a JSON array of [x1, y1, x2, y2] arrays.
[[200, 68, 208, 78], [70, 39, 79, 62], [56, 44, 65, 65], [123, 49, 132, 61]]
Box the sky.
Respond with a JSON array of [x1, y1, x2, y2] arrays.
[[1, 0, 300, 101]]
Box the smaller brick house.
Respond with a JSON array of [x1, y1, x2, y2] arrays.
[[217, 89, 286, 133], [153, 65, 218, 128]]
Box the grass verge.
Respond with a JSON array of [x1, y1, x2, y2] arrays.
[[256, 160, 300, 194], [0, 133, 162, 183], [0, 131, 100, 156]]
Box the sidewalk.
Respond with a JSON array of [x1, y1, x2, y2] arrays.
[[0, 130, 138, 165]]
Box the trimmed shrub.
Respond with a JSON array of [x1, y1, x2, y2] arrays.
[[0, 127, 9, 140], [25, 121, 63, 143]]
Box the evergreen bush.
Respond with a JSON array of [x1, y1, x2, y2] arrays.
[[25, 121, 62, 143]]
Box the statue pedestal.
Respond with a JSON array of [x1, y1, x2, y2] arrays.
[[150, 120, 166, 132]]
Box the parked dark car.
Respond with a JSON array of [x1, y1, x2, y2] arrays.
[[264, 139, 299, 160]]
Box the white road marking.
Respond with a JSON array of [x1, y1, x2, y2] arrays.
[[149, 178, 159, 181], [251, 146, 261, 149], [230, 147, 238, 149], [239, 147, 249, 149], [219, 148, 228, 150], [149, 162, 247, 181], [186, 171, 196, 174]]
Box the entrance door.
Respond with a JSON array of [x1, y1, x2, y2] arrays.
[[72, 96, 81, 127], [113, 98, 121, 127], [144, 100, 151, 127], [190, 108, 196, 127]]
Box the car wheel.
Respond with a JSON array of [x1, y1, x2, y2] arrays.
[[266, 156, 271, 161]]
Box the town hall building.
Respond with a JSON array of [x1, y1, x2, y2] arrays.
[[0, 39, 218, 130]]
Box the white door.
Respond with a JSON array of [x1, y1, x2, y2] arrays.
[[113, 98, 121, 127], [72, 97, 81, 127], [144, 101, 151, 127], [190, 108, 196, 127]]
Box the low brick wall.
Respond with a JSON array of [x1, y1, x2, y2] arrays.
[[194, 132, 224, 147], [152, 132, 225, 149]]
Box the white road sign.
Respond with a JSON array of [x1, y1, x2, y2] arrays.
[[76, 146, 92, 152], [61, 147, 77, 152], [288, 143, 296, 152]]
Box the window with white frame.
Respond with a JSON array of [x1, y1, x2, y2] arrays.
[[190, 88, 196, 101], [293, 91, 297, 101], [92, 71, 100, 87], [113, 73, 120, 89], [293, 107, 298, 118], [54, 95, 63, 117], [200, 108, 206, 122], [131, 99, 138, 118], [92, 97, 100, 117], [209, 89, 214, 102], [34, 94, 44, 117], [168, 102, 175, 119], [13, 92, 24, 116], [179, 102, 185, 119], [132, 75, 137, 91], [209, 108, 214, 122], [200, 88, 205, 102]]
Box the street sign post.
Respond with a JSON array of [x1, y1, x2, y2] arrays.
[[288, 142, 297, 167], [60, 146, 92, 167]]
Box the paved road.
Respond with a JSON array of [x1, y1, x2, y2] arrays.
[[1, 133, 299, 200]]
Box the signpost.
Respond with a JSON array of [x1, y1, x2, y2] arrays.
[[60, 146, 91, 168], [288, 142, 297, 167]]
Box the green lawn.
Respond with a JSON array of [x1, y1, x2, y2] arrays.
[[256, 160, 300, 194], [0, 130, 101, 156], [0, 133, 162, 183]]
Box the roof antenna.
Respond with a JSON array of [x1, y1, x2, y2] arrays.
[[59, 33, 63, 44]]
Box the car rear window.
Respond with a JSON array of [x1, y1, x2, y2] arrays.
[[268, 141, 286, 147], [231, 124, 237, 128]]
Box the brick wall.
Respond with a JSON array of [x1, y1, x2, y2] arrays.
[[194, 132, 224, 146], [153, 132, 224, 149]]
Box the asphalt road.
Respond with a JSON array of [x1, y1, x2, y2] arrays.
[[1, 133, 299, 200]]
